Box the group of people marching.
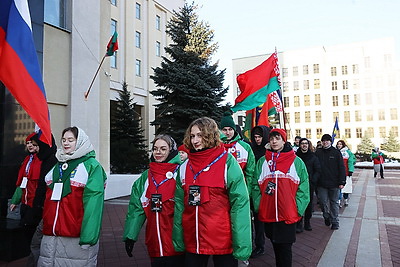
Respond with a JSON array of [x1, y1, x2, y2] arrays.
[[9, 114, 386, 267]]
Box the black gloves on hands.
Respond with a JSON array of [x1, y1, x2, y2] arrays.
[[125, 239, 135, 257], [348, 172, 353, 177]]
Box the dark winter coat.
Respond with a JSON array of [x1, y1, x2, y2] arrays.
[[296, 148, 321, 186], [315, 146, 346, 188]]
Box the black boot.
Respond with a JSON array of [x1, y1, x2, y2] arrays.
[[296, 218, 304, 233], [304, 219, 312, 231]]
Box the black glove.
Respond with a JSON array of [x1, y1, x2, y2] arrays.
[[125, 239, 135, 257], [348, 172, 352, 177]]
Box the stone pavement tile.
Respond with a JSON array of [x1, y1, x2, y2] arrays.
[[382, 200, 400, 218], [386, 225, 400, 266]]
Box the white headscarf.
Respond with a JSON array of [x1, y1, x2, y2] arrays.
[[56, 127, 94, 162]]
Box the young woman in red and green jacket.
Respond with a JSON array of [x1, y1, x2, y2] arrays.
[[123, 134, 184, 267], [173, 117, 252, 267], [252, 128, 309, 267]]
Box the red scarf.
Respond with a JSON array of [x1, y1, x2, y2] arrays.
[[265, 149, 296, 174], [145, 162, 179, 202], [16, 154, 42, 186], [223, 142, 238, 159]]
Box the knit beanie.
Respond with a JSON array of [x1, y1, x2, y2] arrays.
[[269, 128, 287, 142], [25, 132, 36, 142], [178, 144, 189, 154], [220, 111, 236, 130]]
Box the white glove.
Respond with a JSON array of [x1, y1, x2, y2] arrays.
[[80, 244, 90, 250]]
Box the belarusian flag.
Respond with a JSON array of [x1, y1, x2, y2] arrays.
[[106, 31, 118, 56], [232, 52, 280, 112]]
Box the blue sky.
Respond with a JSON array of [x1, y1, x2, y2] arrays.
[[194, 0, 400, 103]]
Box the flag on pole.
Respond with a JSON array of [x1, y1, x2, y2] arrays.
[[232, 51, 281, 112], [332, 117, 340, 143], [0, 0, 52, 145], [106, 31, 118, 56]]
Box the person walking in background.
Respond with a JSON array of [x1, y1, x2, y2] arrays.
[[252, 129, 309, 267], [249, 125, 270, 258], [372, 147, 385, 179], [295, 138, 321, 232], [178, 144, 189, 162], [124, 135, 185, 267], [173, 117, 251, 267], [315, 134, 346, 230], [336, 140, 356, 206], [292, 136, 301, 152], [38, 127, 107, 266]]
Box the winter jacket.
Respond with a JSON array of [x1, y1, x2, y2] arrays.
[[339, 147, 356, 176], [315, 146, 346, 188], [173, 146, 252, 261], [296, 149, 321, 186], [42, 151, 107, 246], [252, 144, 309, 224], [372, 151, 385, 165], [123, 154, 182, 258], [250, 125, 271, 161]]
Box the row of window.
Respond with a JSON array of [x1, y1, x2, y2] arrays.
[[286, 109, 398, 124], [290, 126, 398, 140]]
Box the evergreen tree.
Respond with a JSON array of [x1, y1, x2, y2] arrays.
[[381, 128, 400, 152], [110, 82, 148, 174], [357, 131, 375, 154], [150, 2, 228, 143]]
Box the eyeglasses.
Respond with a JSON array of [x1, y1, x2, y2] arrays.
[[300, 142, 309, 145], [152, 147, 168, 153]]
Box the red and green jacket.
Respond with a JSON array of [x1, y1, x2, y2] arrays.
[[339, 147, 356, 176], [42, 151, 107, 245], [123, 154, 182, 258], [173, 147, 252, 261]]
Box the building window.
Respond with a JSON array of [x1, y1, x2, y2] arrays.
[[366, 110, 373, 121], [156, 41, 161, 57], [295, 129, 301, 137], [303, 80, 309, 90], [391, 126, 399, 137], [354, 94, 360, 105], [333, 112, 339, 122], [316, 128, 322, 139], [344, 111, 350, 122], [156, 15, 161, 30], [282, 68, 288, 78], [379, 127, 386, 138], [332, 96, 338, 106], [365, 93, 372, 105], [331, 81, 337, 91], [343, 95, 349, 106], [367, 127, 374, 138], [353, 79, 359, 89], [378, 109, 385, 120], [293, 66, 298, 76], [135, 31, 141, 48], [352, 64, 359, 74], [303, 65, 309, 75], [304, 95, 310, 106], [135, 59, 141, 76], [331, 67, 337, 76], [294, 96, 300, 107], [305, 111, 311, 122], [345, 129, 351, 138], [283, 82, 288, 92], [391, 108, 398, 120], [136, 3, 141, 19], [314, 79, 320, 89], [364, 57, 370, 68], [378, 92, 384, 103], [342, 65, 348, 75], [284, 97, 290, 107], [306, 129, 311, 139], [293, 81, 299, 91], [295, 112, 300, 123], [313, 64, 319, 74], [342, 80, 348, 90], [355, 111, 361, 121], [315, 111, 321, 122], [315, 94, 321, 105], [44, 0, 68, 29], [110, 0, 116, 6], [356, 128, 362, 138], [286, 113, 290, 123]]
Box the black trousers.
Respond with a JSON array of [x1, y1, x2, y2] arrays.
[[252, 211, 265, 249], [184, 253, 237, 267], [272, 242, 292, 267], [151, 254, 185, 267]]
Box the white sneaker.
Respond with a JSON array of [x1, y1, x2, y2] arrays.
[[344, 199, 349, 206]]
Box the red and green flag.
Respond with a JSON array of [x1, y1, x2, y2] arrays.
[[232, 51, 281, 112], [106, 31, 118, 56]]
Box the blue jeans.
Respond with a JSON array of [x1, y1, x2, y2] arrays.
[[317, 187, 340, 225]]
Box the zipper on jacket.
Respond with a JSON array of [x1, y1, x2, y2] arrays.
[[195, 205, 199, 254], [155, 211, 164, 256], [275, 173, 279, 221], [52, 201, 60, 236]]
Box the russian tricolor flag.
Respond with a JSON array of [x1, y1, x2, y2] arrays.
[[0, 0, 52, 145]]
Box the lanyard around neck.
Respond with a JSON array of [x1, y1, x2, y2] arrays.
[[25, 155, 34, 175], [189, 151, 227, 181], [151, 164, 179, 190], [269, 152, 281, 173]]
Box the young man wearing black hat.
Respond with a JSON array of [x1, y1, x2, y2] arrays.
[[315, 134, 346, 230]]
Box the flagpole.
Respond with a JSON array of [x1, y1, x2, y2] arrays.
[[84, 53, 107, 100]]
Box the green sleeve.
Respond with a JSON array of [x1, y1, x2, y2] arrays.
[[172, 169, 185, 252], [294, 157, 310, 216], [80, 159, 107, 245], [251, 157, 265, 213], [348, 150, 356, 172], [371, 152, 378, 159], [11, 187, 22, 205], [123, 171, 148, 241], [226, 154, 252, 261], [241, 141, 256, 198]]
